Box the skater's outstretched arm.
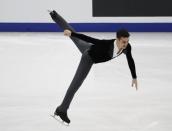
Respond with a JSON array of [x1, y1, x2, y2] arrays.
[[125, 44, 138, 90], [64, 29, 102, 45]]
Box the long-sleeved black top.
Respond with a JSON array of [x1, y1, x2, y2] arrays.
[[71, 32, 137, 79]]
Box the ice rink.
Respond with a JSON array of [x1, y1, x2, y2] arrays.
[[0, 32, 172, 131]]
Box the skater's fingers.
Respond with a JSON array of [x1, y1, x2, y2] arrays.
[[134, 82, 138, 91], [135, 85, 137, 90], [136, 83, 138, 90], [131, 81, 138, 91], [132, 81, 134, 87]]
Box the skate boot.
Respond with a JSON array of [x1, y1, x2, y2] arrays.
[[48, 10, 59, 22], [53, 107, 71, 124]]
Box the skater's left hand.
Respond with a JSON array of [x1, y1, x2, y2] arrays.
[[132, 79, 138, 90]]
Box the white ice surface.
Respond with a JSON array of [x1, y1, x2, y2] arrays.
[[0, 32, 172, 131]]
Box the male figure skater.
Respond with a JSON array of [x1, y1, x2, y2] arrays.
[[49, 10, 138, 124]]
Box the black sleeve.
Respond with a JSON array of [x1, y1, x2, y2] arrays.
[[125, 44, 137, 79], [71, 32, 101, 45]]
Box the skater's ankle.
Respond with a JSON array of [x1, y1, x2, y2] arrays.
[[56, 106, 67, 113]]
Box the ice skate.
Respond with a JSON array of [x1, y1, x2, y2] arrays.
[[51, 107, 70, 126]]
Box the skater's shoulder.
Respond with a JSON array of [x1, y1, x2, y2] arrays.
[[101, 38, 115, 43], [126, 43, 132, 49], [122, 43, 131, 54]]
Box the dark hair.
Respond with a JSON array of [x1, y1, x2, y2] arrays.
[[116, 29, 130, 39]]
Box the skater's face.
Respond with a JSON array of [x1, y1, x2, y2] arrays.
[[118, 37, 129, 49]]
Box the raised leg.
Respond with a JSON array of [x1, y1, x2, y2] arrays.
[[49, 10, 93, 54]]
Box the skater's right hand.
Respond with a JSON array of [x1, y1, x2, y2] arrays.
[[132, 78, 138, 91], [64, 29, 72, 37]]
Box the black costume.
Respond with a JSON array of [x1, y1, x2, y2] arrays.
[[49, 10, 137, 124]]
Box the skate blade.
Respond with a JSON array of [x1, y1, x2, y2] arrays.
[[47, 10, 53, 13], [50, 114, 69, 126]]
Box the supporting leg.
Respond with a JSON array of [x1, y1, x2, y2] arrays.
[[58, 51, 93, 111]]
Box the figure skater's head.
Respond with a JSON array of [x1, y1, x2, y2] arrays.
[[116, 29, 130, 49]]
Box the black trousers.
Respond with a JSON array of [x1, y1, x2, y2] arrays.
[[51, 11, 94, 112]]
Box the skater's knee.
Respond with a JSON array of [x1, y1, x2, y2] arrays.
[[82, 51, 89, 59], [82, 50, 92, 60]]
